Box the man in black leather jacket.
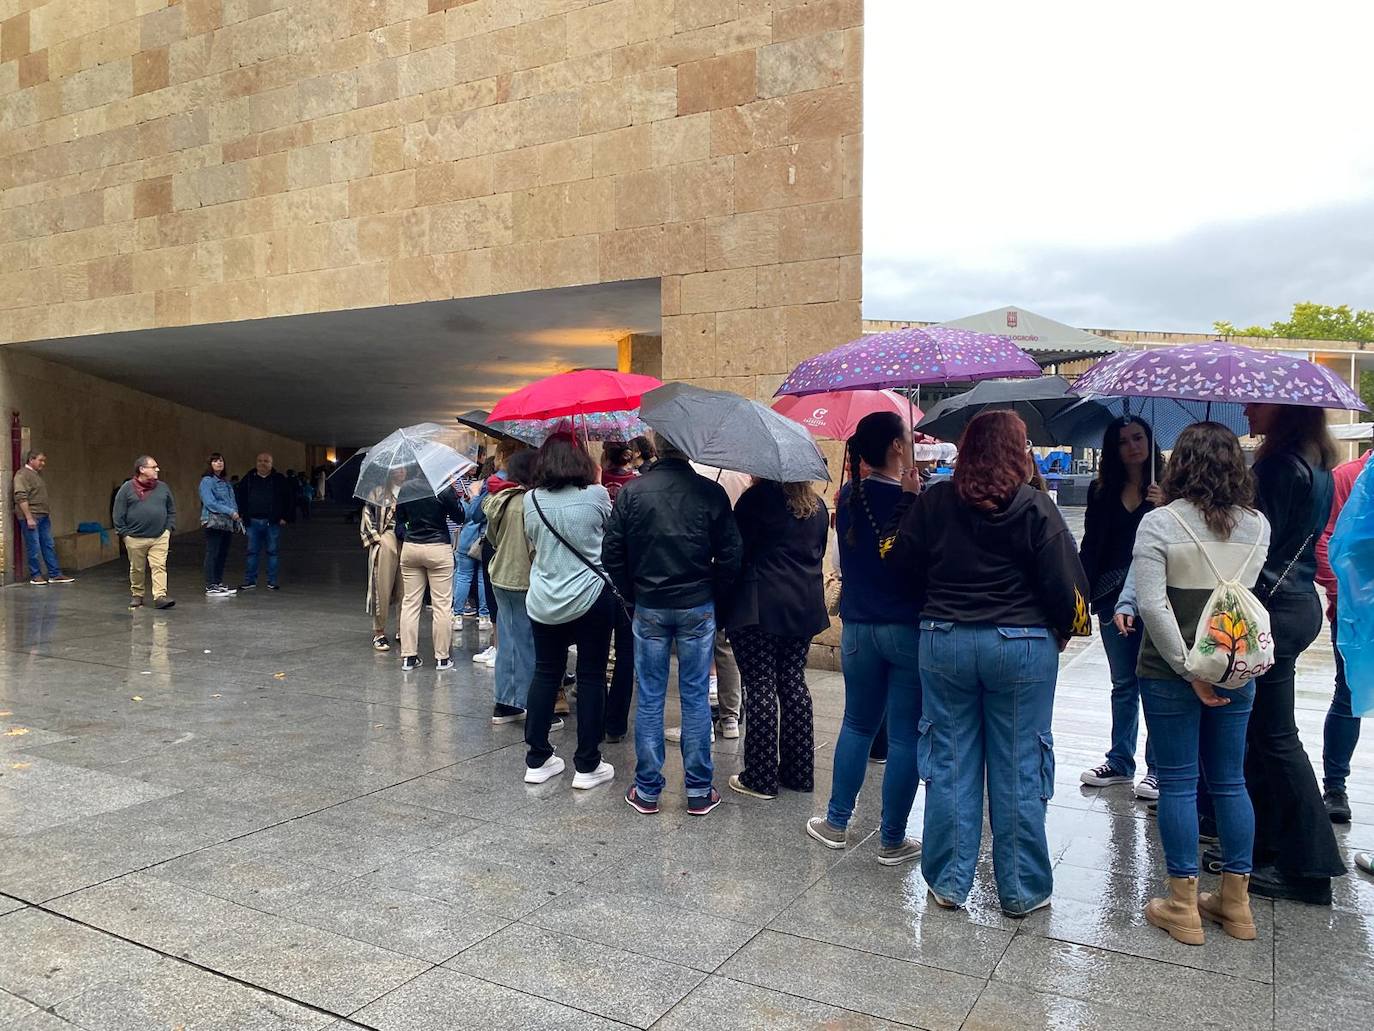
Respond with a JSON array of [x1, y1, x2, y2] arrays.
[[602, 436, 743, 817]]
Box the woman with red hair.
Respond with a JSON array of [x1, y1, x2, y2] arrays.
[[886, 410, 1089, 915]]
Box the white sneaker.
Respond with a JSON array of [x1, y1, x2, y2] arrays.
[[482, 649, 497, 668], [709, 674, 719, 706], [478, 616, 492, 631], [572, 760, 614, 790], [473, 646, 496, 664], [451, 614, 463, 630], [524, 755, 564, 784], [719, 717, 739, 739], [664, 725, 713, 744]]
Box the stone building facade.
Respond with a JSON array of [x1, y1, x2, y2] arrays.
[[0, 0, 865, 575]]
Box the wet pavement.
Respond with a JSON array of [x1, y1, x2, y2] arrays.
[[0, 506, 1370, 1030]]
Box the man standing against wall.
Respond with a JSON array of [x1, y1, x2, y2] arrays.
[[13, 451, 75, 585], [235, 452, 293, 591]]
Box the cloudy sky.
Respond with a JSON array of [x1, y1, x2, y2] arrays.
[[863, 2, 1374, 332]]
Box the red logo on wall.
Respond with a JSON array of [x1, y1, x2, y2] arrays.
[[1007, 311, 1018, 328]]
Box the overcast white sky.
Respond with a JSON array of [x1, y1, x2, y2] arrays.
[[863, 1, 1374, 331]]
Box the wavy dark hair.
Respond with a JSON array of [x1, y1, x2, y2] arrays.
[[535, 433, 598, 490], [1254, 403, 1339, 471], [843, 411, 906, 545], [1094, 416, 1163, 500], [1160, 422, 1255, 537], [602, 441, 635, 468], [954, 411, 1031, 512], [630, 435, 656, 466], [202, 452, 227, 479], [506, 448, 538, 488]]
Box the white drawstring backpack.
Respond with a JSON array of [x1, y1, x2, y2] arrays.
[[1164, 507, 1275, 688]]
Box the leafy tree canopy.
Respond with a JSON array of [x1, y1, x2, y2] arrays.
[[1214, 302, 1374, 342]]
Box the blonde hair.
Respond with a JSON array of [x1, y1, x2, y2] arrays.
[[783, 481, 821, 519]]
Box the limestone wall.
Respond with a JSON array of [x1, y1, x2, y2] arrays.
[[0, 0, 865, 404]]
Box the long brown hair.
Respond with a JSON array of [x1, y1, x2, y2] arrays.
[[781, 481, 821, 519], [1255, 404, 1339, 471], [954, 411, 1030, 511], [1161, 422, 1255, 537]]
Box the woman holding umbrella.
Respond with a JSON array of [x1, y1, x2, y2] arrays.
[[1228, 403, 1345, 904], [1078, 416, 1165, 799]]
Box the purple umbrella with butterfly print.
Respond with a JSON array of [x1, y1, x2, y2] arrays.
[[775, 327, 1042, 398], [1072, 340, 1367, 411]]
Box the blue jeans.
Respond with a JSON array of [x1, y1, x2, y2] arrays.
[[20, 515, 62, 579], [492, 586, 534, 710], [1324, 623, 1361, 792], [454, 551, 489, 617], [1140, 676, 1255, 876], [244, 519, 280, 586], [632, 604, 716, 801], [1099, 615, 1155, 777], [826, 622, 923, 848], [918, 621, 1058, 914]]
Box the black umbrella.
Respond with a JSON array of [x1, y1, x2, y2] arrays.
[[455, 409, 521, 443], [915, 376, 1110, 446]]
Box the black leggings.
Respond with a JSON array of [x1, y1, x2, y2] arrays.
[[204, 528, 232, 587], [525, 588, 614, 774]]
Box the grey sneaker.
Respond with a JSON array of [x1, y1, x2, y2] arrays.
[[805, 817, 846, 849], [876, 838, 922, 866]]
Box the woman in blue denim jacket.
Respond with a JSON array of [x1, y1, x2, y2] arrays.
[[454, 473, 491, 629], [198, 453, 240, 597]]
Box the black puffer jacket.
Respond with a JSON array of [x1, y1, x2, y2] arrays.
[[602, 458, 743, 610]]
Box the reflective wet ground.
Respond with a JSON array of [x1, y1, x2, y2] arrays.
[[0, 507, 1369, 1030]]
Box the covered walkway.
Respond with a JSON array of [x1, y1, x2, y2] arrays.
[[0, 509, 1370, 1030]]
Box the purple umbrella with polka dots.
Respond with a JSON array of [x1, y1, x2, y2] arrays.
[[775, 326, 1042, 398]]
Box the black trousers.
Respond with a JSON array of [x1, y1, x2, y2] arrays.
[[1248, 588, 1346, 879], [526, 588, 614, 774], [731, 627, 815, 795], [203, 528, 232, 587], [605, 604, 635, 737]]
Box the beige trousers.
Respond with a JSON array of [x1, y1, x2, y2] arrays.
[[126, 531, 170, 600], [400, 541, 455, 659], [371, 532, 402, 635]]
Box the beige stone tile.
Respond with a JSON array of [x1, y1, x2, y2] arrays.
[[672, 0, 738, 34], [426, 193, 513, 251], [680, 266, 755, 314], [702, 208, 778, 270], [598, 224, 661, 281], [756, 257, 840, 307], [709, 97, 787, 156], [593, 123, 652, 174], [784, 83, 859, 141], [773, 0, 862, 43], [489, 239, 542, 292], [566, 0, 629, 57], [18, 48, 48, 88], [415, 156, 493, 205], [2, 11, 30, 63], [676, 49, 756, 116], [389, 253, 452, 303], [371, 127, 406, 173], [349, 170, 417, 217], [538, 136, 595, 184], [758, 31, 845, 99], [651, 112, 710, 166], [783, 299, 860, 362], [661, 312, 717, 378], [446, 246, 493, 296], [539, 233, 599, 287], [778, 197, 859, 261], [562, 177, 615, 236], [839, 253, 861, 300], [734, 138, 843, 212], [715, 306, 787, 377], [614, 166, 671, 229]]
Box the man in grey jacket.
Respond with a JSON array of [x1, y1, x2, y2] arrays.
[[113, 455, 176, 610]]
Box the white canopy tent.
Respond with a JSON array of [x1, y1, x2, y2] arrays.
[[939, 306, 1125, 366]]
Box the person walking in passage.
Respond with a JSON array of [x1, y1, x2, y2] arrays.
[[1235, 402, 1346, 904], [114, 456, 176, 610], [603, 432, 743, 818], [807, 412, 924, 865], [396, 477, 466, 671], [886, 411, 1089, 916], [1078, 416, 1165, 799], [483, 449, 539, 724], [199, 453, 240, 597], [1131, 422, 1270, 945], [521, 436, 616, 789], [1317, 449, 1371, 824], [13, 450, 74, 585], [724, 479, 829, 801], [235, 452, 294, 590], [361, 468, 405, 651]]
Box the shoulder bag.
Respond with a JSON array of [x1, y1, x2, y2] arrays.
[[528, 492, 633, 616]]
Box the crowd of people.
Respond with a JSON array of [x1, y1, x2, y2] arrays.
[[12, 399, 1367, 939], [354, 402, 1368, 938]]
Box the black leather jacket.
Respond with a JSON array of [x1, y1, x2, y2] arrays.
[[602, 458, 743, 610], [1254, 451, 1334, 597]]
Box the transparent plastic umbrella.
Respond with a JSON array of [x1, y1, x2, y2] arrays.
[[353, 423, 477, 505]]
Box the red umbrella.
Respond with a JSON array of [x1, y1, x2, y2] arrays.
[[488, 370, 664, 422], [772, 389, 921, 442]]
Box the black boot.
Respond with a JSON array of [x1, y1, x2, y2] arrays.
[[1248, 864, 1333, 905], [1324, 788, 1353, 824]]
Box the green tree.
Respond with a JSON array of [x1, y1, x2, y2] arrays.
[[1214, 302, 1374, 342]]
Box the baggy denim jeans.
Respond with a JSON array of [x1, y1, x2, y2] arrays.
[[826, 621, 922, 848], [632, 604, 716, 801], [244, 519, 280, 586], [492, 586, 534, 710], [1139, 675, 1255, 877], [918, 620, 1059, 914], [19, 514, 62, 579]]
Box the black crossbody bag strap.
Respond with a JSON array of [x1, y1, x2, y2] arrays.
[[529, 492, 632, 613]]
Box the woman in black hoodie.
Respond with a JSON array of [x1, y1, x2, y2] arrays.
[[887, 411, 1089, 917]]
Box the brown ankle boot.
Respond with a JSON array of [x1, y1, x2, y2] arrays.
[[1145, 876, 1204, 945], [1198, 872, 1257, 940]]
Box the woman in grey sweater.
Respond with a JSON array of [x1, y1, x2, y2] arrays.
[[1132, 423, 1269, 946]]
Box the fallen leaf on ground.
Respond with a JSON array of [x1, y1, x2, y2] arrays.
[[10, 762, 30, 770], [272, 672, 286, 680], [3, 728, 30, 737], [131, 696, 143, 702]]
